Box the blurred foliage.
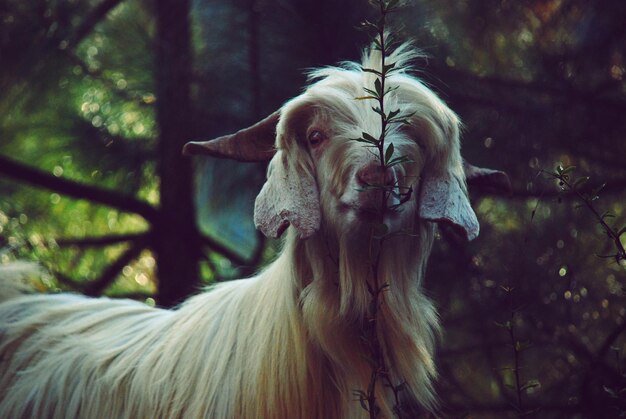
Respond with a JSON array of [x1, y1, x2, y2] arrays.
[[1, 0, 625, 417]]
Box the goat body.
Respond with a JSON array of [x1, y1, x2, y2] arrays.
[[0, 45, 506, 418]]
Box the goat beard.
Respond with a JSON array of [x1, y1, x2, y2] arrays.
[[296, 209, 440, 412]]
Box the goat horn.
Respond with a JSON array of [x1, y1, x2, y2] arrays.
[[182, 111, 280, 162], [463, 160, 512, 195]]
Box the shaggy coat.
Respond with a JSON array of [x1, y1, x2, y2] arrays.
[[0, 46, 480, 418]]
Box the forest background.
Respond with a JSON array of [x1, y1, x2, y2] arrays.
[[1, 0, 625, 417]]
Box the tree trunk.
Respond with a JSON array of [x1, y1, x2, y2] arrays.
[[153, 0, 200, 307], [248, 0, 261, 119]]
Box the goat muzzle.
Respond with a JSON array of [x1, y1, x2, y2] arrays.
[[356, 163, 397, 188]]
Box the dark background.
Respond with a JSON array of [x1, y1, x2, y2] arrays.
[[1, 0, 625, 417]]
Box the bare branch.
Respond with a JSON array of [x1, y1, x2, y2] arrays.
[[84, 243, 146, 296], [237, 231, 266, 277], [428, 62, 626, 111], [0, 155, 158, 222], [65, 0, 127, 48], [199, 234, 248, 268], [56, 232, 150, 248]]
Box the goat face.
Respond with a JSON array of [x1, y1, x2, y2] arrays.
[[268, 94, 422, 239], [184, 47, 509, 242]]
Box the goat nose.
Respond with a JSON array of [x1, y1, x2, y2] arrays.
[[356, 164, 396, 187]]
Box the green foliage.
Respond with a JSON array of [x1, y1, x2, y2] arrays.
[[0, 0, 158, 298]]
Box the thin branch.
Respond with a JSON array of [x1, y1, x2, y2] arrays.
[[0, 155, 158, 222], [470, 180, 626, 200], [65, 0, 127, 48], [56, 232, 149, 248], [199, 250, 226, 282], [84, 243, 146, 296], [49, 268, 84, 290], [199, 234, 248, 267], [596, 321, 626, 361], [547, 168, 626, 262], [428, 62, 626, 111], [238, 231, 266, 278]]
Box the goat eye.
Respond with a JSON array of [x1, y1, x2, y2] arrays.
[[308, 130, 325, 147]]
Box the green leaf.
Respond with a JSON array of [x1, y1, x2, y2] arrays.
[[389, 189, 401, 199], [382, 62, 396, 75], [362, 67, 382, 77], [520, 380, 540, 392], [494, 320, 512, 330], [383, 85, 400, 97], [384, 143, 394, 164], [596, 253, 618, 259], [363, 87, 378, 97], [383, 35, 395, 51], [354, 96, 378, 101], [372, 37, 382, 51], [351, 131, 379, 146], [603, 386, 617, 399], [390, 110, 415, 123], [561, 165, 576, 175], [386, 0, 400, 9], [515, 340, 532, 351], [352, 390, 369, 410], [573, 176, 589, 189], [357, 19, 378, 31], [592, 182, 607, 196], [371, 106, 384, 118], [386, 155, 411, 168], [387, 109, 400, 120], [600, 211, 615, 220], [374, 78, 382, 97], [362, 132, 379, 144], [353, 141, 379, 148]]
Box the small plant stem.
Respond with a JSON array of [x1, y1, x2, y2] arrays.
[[375, 11, 390, 217], [365, 4, 389, 418], [508, 294, 524, 416], [569, 186, 626, 261], [550, 171, 626, 262], [357, 2, 412, 416]]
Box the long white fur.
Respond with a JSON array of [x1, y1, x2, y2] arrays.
[[0, 45, 464, 418]]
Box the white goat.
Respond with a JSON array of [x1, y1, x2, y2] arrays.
[[0, 45, 508, 418]]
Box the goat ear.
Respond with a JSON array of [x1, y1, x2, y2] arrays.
[[419, 171, 480, 241], [463, 160, 512, 195], [254, 152, 320, 239], [182, 111, 279, 162]]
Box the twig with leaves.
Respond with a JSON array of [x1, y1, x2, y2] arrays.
[[352, 1, 415, 417], [603, 346, 626, 417], [542, 165, 626, 266], [495, 286, 539, 418]]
